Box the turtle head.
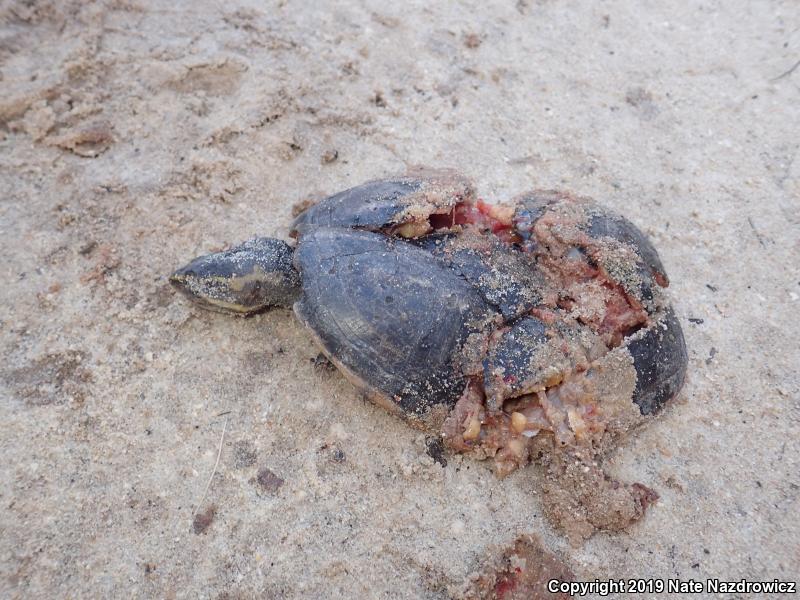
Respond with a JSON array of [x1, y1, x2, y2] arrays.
[[170, 237, 301, 315]]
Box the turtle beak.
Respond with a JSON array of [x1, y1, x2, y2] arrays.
[[168, 264, 202, 302], [169, 263, 194, 282], [169, 268, 188, 287], [168, 262, 249, 314], [168, 256, 277, 316]]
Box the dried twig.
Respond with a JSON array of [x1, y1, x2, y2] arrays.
[[747, 216, 767, 248], [192, 414, 229, 516], [771, 58, 800, 81]]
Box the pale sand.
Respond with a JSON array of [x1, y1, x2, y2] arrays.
[[1, 1, 798, 597]]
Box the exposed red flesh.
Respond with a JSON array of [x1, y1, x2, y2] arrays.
[[443, 370, 604, 477], [434, 199, 651, 348], [535, 247, 649, 348], [597, 280, 648, 346], [432, 193, 668, 542], [432, 195, 651, 469], [395, 194, 651, 349], [463, 534, 574, 600], [495, 574, 518, 598], [430, 201, 520, 243]]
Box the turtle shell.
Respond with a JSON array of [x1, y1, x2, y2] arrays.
[[290, 173, 687, 431], [293, 227, 493, 425]]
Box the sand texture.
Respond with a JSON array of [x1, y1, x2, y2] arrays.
[[1, 0, 798, 597]]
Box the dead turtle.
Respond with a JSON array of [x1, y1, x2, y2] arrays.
[[170, 168, 687, 541]]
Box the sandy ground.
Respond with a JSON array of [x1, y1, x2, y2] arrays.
[[1, 0, 799, 598]]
